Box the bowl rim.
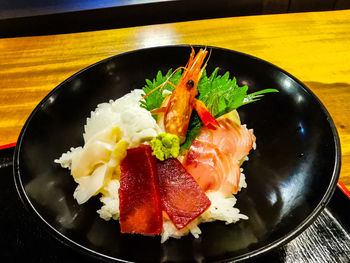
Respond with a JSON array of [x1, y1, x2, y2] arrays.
[[13, 44, 342, 262]]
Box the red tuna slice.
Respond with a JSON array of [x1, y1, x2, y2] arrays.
[[119, 145, 162, 235], [156, 158, 211, 230]]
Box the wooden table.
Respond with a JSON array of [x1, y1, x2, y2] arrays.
[[1, 9, 349, 189]]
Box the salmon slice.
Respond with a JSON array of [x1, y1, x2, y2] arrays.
[[183, 118, 256, 197]]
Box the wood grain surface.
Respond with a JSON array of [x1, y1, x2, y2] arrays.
[[0, 10, 349, 188]]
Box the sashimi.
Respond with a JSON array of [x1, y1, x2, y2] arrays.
[[119, 145, 163, 235], [156, 158, 211, 230], [183, 118, 256, 197]]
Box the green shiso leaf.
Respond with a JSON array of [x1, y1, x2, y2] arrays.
[[140, 69, 182, 112], [140, 67, 278, 149]]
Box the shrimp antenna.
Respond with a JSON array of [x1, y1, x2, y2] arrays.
[[198, 48, 211, 78], [205, 48, 212, 67], [159, 66, 187, 91]]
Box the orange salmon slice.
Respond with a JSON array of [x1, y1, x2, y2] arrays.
[[183, 118, 256, 197]]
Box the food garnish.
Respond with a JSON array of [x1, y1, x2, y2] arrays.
[[142, 48, 219, 144], [151, 133, 180, 161], [141, 58, 278, 149]]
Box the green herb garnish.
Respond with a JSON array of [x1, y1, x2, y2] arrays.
[[140, 69, 182, 112], [140, 68, 278, 149], [151, 133, 180, 161]]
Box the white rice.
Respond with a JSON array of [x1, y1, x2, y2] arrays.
[[54, 147, 83, 170], [97, 180, 120, 221], [83, 89, 160, 146], [161, 219, 202, 243]]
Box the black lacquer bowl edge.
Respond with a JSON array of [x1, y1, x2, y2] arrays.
[[12, 45, 342, 262]]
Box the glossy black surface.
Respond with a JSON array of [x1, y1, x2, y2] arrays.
[[14, 46, 341, 262]]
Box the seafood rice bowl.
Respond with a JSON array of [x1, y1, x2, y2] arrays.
[[55, 47, 276, 242]]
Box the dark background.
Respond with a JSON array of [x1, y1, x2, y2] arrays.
[[1, 0, 350, 38]]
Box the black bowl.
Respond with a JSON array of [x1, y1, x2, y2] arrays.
[[14, 45, 341, 262]]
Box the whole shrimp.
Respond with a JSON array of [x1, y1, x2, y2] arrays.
[[145, 47, 219, 143]]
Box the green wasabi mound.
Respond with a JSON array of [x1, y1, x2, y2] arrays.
[[151, 133, 180, 161]]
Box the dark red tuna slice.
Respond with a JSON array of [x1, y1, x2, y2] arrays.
[[119, 145, 162, 235], [156, 158, 211, 230]]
